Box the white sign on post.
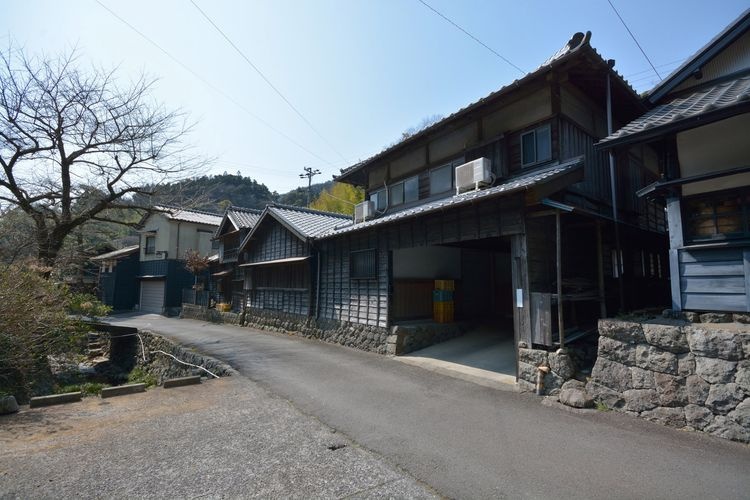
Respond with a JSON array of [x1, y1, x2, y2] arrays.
[[516, 288, 523, 308]]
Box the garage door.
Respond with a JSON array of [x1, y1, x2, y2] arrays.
[[140, 280, 165, 314]]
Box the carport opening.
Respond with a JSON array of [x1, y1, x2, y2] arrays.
[[391, 237, 515, 378]]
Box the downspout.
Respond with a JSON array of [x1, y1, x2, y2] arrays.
[[315, 249, 321, 320], [175, 222, 182, 260], [606, 64, 626, 313]]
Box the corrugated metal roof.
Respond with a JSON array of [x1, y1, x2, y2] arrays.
[[335, 31, 640, 183], [598, 75, 750, 147], [321, 158, 584, 239], [267, 205, 351, 239], [90, 245, 140, 261], [153, 205, 222, 226]]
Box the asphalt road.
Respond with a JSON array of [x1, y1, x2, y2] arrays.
[[1, 377, 437, 499], [110, 313, 750, 500]]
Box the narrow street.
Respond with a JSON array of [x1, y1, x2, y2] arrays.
[[109, 313, 750, 500]]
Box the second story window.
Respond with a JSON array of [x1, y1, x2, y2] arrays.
[[521, 124, 552, 167], [370, 189, 386, 211], [390, 175, 419, 206], [145, 235, 156, 255], [430, 163, 453, 195]]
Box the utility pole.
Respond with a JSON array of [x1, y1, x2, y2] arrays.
[[299, 166, 321, 206]]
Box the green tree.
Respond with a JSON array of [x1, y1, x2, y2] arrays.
[[310, 182, 364, 216]]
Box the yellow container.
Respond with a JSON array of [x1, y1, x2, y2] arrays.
[[434, 279, 455, 291], [433, 301, 454, 323], [217, 303, 231, 312]]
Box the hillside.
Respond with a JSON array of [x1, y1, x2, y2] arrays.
[[136, 174, 333, 212]]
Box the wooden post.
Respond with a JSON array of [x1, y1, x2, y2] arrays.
[[556, 209, 565, 349], [596, 219, 607, 318]]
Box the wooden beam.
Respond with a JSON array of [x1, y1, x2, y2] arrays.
[[596, 219, 607, 318], [556, 209, 565, 349]]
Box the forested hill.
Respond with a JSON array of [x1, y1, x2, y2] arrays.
[[135, 173, 333, 212]]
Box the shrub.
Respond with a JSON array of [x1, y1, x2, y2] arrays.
[[69, 292, 112, 318], [0, 263, 89, 401], [127, 367, 157, 387]]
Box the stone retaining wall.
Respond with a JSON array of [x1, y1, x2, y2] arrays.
[[517, 348, 577, 393], [180, 304, 242, 325], [134, 331, 237, 384], [588, 318, 749, 443], [241, 308, 390, 354]]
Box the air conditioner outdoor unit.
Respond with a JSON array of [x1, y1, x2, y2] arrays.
[[354, 200, 376, 223], [455, 157, 492, 195]]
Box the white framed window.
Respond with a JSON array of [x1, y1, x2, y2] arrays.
[[145, 235, 156, 254], [521, 124, 552, 167], [390, 182, 404, 206]]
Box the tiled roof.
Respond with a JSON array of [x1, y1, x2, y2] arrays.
[[90, 245, 139, 261], [321, 158, 584, 239], [267, 204, 350, 239], [226, 206, 262, 230], [598, 75, 750, 147], [336, 32, 639, 183], [153, 205, 222, 226]]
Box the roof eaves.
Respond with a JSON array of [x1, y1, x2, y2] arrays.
[[647, 8, 750, 104], [334, 32, 594, 184]]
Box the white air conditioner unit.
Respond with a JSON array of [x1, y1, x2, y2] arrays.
[[455, 157, 492, 195], [354, 200, 376, 223]]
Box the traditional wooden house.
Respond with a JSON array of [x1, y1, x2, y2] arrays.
[[211, 206, 262, 310], [597, 9, 750, 313], [137, 206, 221, 315], [238, 32, 670, 369], [237, 204, 350, 317]]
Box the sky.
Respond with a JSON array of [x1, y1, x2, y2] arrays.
[[1, 0, 747, 193]]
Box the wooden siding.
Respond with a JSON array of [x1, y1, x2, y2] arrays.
[[318, 194, 526, 329], [678, 247, 749, 312], [559, 118, 611, 206], [318, 232, 389, 328], [247, 222, 308, 263], [248, 289, 309, 316]]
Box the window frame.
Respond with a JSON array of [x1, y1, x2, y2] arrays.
[[144, 235, 156, 255], [682, 187, 749, 243], [389, 175, 419, 207], [521, 124, 552, 167], [429, 159, 462, 196], [350, 248, 378, 280]]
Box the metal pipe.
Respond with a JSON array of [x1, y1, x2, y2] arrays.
[[315, 250, 321, 320], [535, 365, 550, 395], [607, 69, 626, 313], [556, 209, 564, 349]]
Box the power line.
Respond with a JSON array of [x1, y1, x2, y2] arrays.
[[94, 0, 335, 168], [189, 0, 348, 163], [624, 56, 687, 79], [607, 0, 662, 80], [299, 166, 321, 206], [416, 0, 524, 74]]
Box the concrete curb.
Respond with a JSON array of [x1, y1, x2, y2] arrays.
[[101, 383, 146, 398], [163, 376, 202, 388], [29, 392, 82, 408]]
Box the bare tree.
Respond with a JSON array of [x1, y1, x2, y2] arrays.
[[0, 46, 202, 267]]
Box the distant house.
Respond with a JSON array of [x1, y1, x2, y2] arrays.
[[137, 206, 222, 315], [597, 9, 750, 313], [211, 206, 262, 310], [232, 32, 669, 366], [91, 245, 140, 311]]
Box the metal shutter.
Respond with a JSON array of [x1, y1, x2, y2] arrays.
[[140, 280, 165, 314]]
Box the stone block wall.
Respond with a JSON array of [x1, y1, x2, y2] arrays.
[[389, 323, 468, 355], [517, 348, 577, 394], [242, 308, 390, 354], [135, 330, 237, 384], [588, 318, 749, 443], [180, 304, 242, 325]]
